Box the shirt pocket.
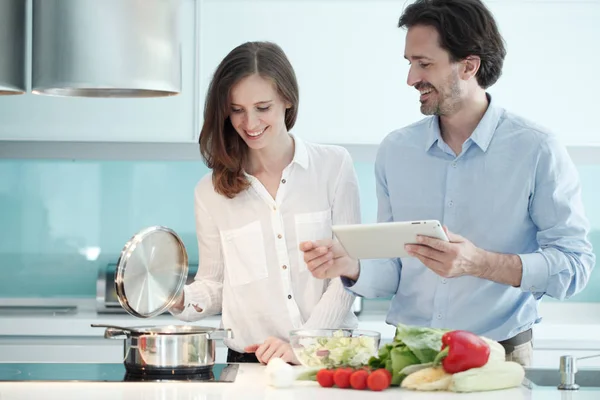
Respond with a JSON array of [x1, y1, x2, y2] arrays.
[[295, 209, 333, 272], [220, 220, 268, 287]]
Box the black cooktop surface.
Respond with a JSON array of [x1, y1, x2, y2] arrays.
[[0, 363, 238, 383]]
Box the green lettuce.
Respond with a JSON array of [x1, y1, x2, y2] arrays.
[[367, 323, 447, 386]]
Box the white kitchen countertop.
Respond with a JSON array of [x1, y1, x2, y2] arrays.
[[0, 363, 597, 400]]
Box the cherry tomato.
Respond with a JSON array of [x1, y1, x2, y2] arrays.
[[316, 369, 334, 388], [379, 368, 392, 383], [333, 367, 354, 388], [349, 369, 369, 390], [367, 369, 391, 391]]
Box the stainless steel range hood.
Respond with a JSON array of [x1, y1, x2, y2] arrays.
[[0, 0, 26, 95], [31, 0, 181, 98]]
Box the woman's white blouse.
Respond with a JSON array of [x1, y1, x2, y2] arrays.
[[174, 137, 361, 352]]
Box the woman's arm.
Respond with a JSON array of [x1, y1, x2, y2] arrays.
[[170, 182, 224, 321], [302, 149, 361, 329]]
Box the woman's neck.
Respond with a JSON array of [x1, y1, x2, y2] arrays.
[[246, 132, 295, 176]]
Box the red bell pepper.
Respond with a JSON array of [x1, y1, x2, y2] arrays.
[[435, 330, 490, 373]]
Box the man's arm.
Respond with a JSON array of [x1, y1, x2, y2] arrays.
[[406, 135, 595, 298], [517, 136, 595, 299], [405, 230, 522, 287], [477, 252, 522, 287]]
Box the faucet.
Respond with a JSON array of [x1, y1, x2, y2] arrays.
[[558, 353, 600, 390]]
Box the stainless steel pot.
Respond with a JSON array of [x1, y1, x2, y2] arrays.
[[93, 227, 235, 375], [92, 324, 233, 374]]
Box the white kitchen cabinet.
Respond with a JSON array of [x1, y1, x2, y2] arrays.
[[199, 0, 599, 147], [0, 0, 598, 147], [0, 0, 200, 143]]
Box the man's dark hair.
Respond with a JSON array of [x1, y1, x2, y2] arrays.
[[398, 0, 506, 89]]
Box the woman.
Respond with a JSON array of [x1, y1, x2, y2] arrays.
[[171, 41, 360, 365]]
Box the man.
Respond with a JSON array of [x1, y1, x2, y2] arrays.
[[300, 0, 595, 367]]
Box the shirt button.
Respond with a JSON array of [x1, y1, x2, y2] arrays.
[[277, 234, 283, 239], [451, 162, 457, 168], [441, 279, 447, 284], [436, 314, 443, 320], [281, 179, 287, 184], [448, 200, 454, 207], [288, 295, 292, 299], [273, 206, 277, 211], [282, 265, 287, 270]]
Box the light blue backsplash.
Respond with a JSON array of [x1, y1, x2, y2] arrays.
[[0, 159, 598, 301]]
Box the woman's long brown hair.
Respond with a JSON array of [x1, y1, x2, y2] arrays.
[[199, 41, 299, 199]]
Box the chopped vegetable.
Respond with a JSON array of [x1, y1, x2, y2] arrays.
[[296, 331, 377, 367], [435, 330, 491, 373], [449, 361, 525, 392]]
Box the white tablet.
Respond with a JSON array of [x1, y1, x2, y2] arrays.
[[332, 220, 449, 259]]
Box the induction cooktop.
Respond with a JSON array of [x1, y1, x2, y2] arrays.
[[0, 363, 238, 383]]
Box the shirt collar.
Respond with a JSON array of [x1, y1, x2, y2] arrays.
[[424, 93, 504, 153], [425, 117, 442, 151], [244, 134, 309, 179], [290, 134, 309, 169]]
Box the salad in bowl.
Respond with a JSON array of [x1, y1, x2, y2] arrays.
[[290, 329, 380, 368]]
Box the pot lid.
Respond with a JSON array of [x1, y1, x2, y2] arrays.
[[115, 226, 188, 318], [92, 324, 218, 335], [120, 325, 217, 335]]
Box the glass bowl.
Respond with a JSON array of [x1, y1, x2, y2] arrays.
[[289, 329, 381, 368]]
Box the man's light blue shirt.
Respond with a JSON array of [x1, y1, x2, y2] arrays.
[[346, 96, 595, 341]]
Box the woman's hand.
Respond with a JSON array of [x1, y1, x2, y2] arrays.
[[169, 293, 204, 314], [300, 240, 360, 280], [168, 293, 186, 313], [244, 337, 299, 365]]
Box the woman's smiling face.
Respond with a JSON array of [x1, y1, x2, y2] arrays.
[[229, 73, 291, 150]]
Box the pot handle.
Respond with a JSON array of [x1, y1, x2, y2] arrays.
[[208, 329, 233, 340], [90, 323, 132, 339]]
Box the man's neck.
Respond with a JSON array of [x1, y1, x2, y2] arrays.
[[439, 90, 489, 154]]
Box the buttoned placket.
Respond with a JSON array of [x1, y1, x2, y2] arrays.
[[247, 169, 304, 329], [431, 154, 459, 328], [430, 145, 475, 327]]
